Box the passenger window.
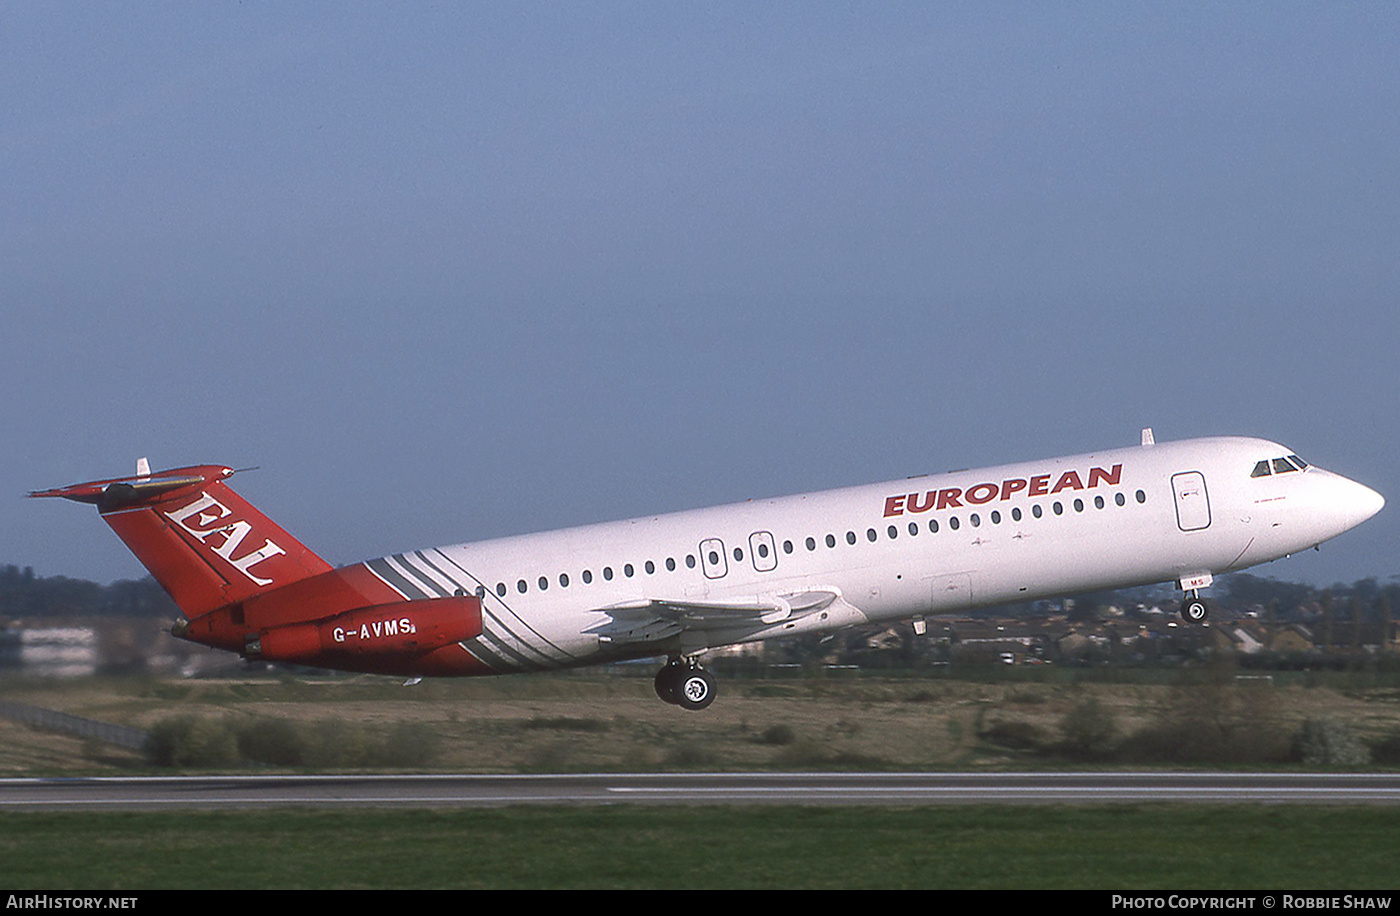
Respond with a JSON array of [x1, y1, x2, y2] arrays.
[[1251, 460, 1272, 478]]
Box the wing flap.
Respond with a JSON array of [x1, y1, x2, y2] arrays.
[[585, 589, 841, 647]]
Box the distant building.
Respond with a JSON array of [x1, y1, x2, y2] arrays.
[[1268, 625, 1315, 653], [0, 627, 98, 677], [1211, 624, 1267, 654]]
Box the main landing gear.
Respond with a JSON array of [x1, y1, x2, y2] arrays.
[[654, 657, 716, 711]]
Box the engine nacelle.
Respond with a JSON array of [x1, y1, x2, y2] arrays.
[[248, 595, 482, 663]]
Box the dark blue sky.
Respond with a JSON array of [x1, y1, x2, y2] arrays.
[[4, 3, 1397, 588]]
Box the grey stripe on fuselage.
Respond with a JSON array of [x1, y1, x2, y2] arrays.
[[364, 556, 429, 600], [365, 555, 541, 672], [415, 549, 580, 658], [395, 549, 576, 671]]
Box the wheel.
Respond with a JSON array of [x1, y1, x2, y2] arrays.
[[676, 667, 716, 711], [654, 664, 682, 704], [1180, 597, 1209, 623]]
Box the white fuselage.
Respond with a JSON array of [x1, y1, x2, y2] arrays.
[[360, 437, 1383, 673]]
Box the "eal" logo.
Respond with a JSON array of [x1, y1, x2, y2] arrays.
[[164, 492, 286, 585]]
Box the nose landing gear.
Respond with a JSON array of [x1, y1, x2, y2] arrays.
[[1176, 574, 1214, 624], [1180, 593, 1210, 623], [654, 657, 716, 710]]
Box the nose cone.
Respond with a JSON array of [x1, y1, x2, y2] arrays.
[[1344, 478, 1385, 528], [1298, 470, 1385, 545]]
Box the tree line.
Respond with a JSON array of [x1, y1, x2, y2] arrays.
[[0, 564, 178, 621]]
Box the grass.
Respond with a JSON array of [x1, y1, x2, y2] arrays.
[[1, 805, 1398, 889], [5, 673, 1400, 889], [7, 668, 1400, 775]]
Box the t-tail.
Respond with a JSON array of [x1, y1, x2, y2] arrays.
[[30, 460, 486, 677], [30, 461, 332, 617]]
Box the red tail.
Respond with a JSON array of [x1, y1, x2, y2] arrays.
[[31, 464, 332, 619], [34, 461, 490, 678]]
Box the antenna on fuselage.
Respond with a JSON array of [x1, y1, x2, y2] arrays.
[[1141, 428, 1155, 447]]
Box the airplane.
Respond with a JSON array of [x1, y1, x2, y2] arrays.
[[31, 430, 1384, 709]]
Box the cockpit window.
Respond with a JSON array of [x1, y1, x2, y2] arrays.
[[1254, 455, 1311, 478]]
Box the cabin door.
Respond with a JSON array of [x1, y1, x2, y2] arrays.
[[1171, 471, 1212, 531]]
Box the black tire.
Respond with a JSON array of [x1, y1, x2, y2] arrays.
[[676, 668, 716, 711], [654, 665, 681, 704], [1181, 597, 1209, 623]]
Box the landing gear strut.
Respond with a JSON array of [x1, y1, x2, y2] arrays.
[[654, 657, 716, 710]]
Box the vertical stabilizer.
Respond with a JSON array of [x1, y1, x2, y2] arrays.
[[31, 465, 333, 619]]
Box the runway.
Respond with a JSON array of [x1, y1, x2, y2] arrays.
[[5, 772, 1400, 809]]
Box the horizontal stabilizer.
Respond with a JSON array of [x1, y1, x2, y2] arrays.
[[30, 465, 233, 510]]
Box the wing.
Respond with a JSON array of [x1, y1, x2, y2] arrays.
[[584, 588, 846, 650]]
